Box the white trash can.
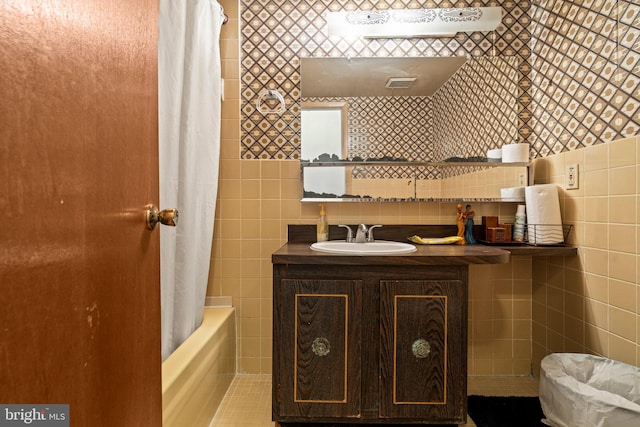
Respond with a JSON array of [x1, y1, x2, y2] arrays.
[[540, 353, 640, 427]]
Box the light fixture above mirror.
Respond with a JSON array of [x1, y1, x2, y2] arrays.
[[326, 7, 502, 38]]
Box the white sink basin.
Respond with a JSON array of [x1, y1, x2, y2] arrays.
[[310, 240, 417, 255]]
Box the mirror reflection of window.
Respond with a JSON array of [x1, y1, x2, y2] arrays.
[[301, 102, 348, 197]]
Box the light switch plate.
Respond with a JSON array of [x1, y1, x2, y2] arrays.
[[566, 163, 579, 190]]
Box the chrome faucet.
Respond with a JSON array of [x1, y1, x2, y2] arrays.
[[355, 224, 368, 243], [338, 224, 383, 243], [367, 224, 382, 242], [338, 224, 353, 242]]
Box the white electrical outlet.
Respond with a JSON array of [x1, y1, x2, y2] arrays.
[[518, 172, 527, 186], [566, 163, 579, 190]]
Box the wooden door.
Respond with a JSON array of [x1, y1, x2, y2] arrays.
[[274, 276, 362, 421], [380, 279, 467, 424], [0, 0, 161, 425]]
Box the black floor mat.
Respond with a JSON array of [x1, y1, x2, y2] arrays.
[[467, 395, 546, 427]]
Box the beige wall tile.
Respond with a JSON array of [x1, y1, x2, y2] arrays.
[[583, 248, 609, 276], [585, 299, 609, 329], [218, 218, 242, 239], [609, 137, 638, 168], [609, 334, 636, 366], [584, 169, 609, 196], [565, 292, 584, 319], [564, 267, 586, 296], [261, 161, 280, 179], [564, 315, 585, 345], [609, 166, 637, 195], [609, 251, 637, 283], [583, 222, 609, 250], [609, 224, 636, 253], [585, 324, 608, 355], [240, 199, 261, 219], [609, 195, 637, 224], [584, 196, 609, 222], [584, 272, 609, 303], [260, 179, 281, 199], [584, 143, 609, 171], [609, 306, 636, 342], [511, 325, 529, 348]]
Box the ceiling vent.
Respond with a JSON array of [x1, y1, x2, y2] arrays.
[[385, 77, 417, 89]]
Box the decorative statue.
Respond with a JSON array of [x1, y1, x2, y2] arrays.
[[464, 204, 477, 244], [456, 204, 466, 245]]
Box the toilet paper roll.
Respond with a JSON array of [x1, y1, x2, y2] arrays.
[[525, 184, 564, 244], [502, 143, 530, 163]]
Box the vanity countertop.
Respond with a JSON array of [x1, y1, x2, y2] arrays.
[[273, 224, 578, 266], [272, 242, 510, 266]]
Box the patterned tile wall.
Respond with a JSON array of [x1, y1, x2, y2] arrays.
[[528, 0, 639, 158], [240, 0, 532, 160], [433, 56, 520, 161], [240, 0, 639, 162]]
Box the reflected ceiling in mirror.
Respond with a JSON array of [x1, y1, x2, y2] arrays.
[[300, 57, 468, 97]]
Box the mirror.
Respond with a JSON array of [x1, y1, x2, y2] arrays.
[[300, 56, 527, 202]]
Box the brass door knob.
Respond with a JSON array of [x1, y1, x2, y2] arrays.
[[145, 204, 179, 230]]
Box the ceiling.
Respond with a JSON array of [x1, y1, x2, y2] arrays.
[[300, 57, 468, 97]]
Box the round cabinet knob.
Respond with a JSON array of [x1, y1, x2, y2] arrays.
[[312, 337, 331, 357], [145, 204, 179, 230], [412, 339, 431, 359]]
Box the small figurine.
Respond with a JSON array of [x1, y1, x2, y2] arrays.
[[456, 203, 466, 245], [464, 204, 477, 244]]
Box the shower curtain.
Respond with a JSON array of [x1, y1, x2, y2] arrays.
[[158, 0, 223, 360]]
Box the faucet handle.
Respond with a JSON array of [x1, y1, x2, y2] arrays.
[[367, 224, 383, 242], [338, 224, 353, 242]]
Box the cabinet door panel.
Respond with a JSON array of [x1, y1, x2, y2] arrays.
[[380, 280, 466, 422], [276, 279, 362, 419], [394, 295, 447, 404]]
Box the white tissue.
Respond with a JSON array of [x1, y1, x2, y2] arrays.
[[502, 143, 530, 163], [487, 148, 502, 160], [525, 184, 564, 244], [500, 186, 525, 201]]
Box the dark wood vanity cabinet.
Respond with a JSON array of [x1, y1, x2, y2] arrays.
[[273, 264, 468, 425], [275, 277, 363, 420]]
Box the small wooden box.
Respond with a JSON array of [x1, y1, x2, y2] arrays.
[[498, 223, 513, 242], [482, 216, 499, 228], [486, 227, 507, 242]]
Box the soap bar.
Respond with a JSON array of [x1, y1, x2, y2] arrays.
[[486, 227, 507, 242]]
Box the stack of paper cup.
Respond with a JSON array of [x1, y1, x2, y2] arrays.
[[502, 143, 530, 163]]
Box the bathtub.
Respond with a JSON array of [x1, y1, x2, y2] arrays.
[[162, 307, 236, 427]]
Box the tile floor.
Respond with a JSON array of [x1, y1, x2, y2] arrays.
[[210, 375, 539, 427]]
